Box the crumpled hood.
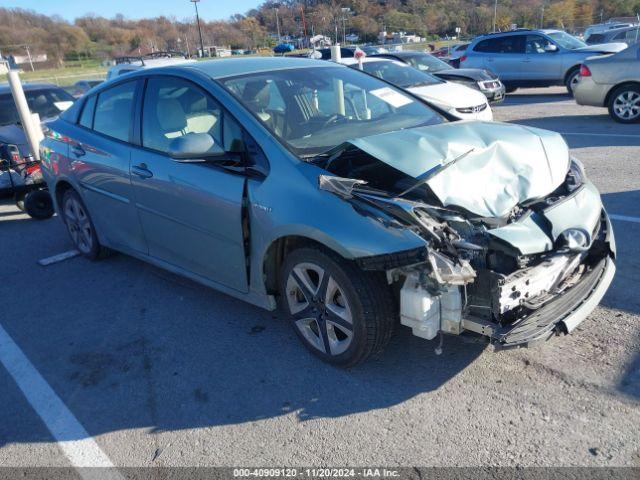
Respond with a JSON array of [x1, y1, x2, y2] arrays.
[[347, 121, 570, 218]]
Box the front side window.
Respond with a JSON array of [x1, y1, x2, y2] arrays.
[[360, 61, 442, 89], [526, 35, 552, 54], [221, 66, 443, 157], [142, 76, 222, 153], [93, 81, 136, 142]]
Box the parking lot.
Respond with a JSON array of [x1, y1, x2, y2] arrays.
[[1, 87, 639, 469]]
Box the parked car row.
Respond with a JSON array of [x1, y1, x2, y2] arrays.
[[38, 56, 615, 366], [460, 28, 627, 93]]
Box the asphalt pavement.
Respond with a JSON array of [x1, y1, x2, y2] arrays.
[[0, 87, 639, 470]]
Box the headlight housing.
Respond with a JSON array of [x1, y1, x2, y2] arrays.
[[566, 157, 586, 192]]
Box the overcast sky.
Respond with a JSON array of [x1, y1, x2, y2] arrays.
[[0, 0, 260, 22]]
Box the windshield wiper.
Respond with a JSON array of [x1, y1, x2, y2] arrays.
[[396, 147, 475, 198]]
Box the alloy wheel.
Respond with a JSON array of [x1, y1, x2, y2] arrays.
[[613, 91, 640, 121], [63, 196, 93, 254], [285, 262, 354, 356]]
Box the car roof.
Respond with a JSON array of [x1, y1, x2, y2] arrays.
[[0, 82, 61, 94], [339, 57, 401, 66], [181, 57, 339, 79]]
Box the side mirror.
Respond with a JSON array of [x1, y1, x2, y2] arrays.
[[544, 44, 558, 52], [168, 133, 225, 163], [0, 158, 8, 170]]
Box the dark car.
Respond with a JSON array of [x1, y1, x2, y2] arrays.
[[372, 51, 506, 103], [0, 82, 72, 217], [0, 83, 75, 163], [65, 80, 103, 98], [273, 43, 295, 54]]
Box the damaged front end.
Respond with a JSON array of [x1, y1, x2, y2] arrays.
[[317, 121, 616, 348]]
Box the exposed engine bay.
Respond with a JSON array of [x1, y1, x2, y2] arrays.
[[316, 121, 616, 347]]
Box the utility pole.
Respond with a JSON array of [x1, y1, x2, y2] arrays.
[[540, 4, 545, 28], [24, 45, 34, 72], [275, 8, 281, 42], [493, 0, 498, 33], [190, 0, 205, 57]]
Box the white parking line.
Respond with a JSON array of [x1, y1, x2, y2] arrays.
[[0, 323, 123, 479], [610, 214, 640, 224], [38, 250, 80, 266], [561, 132, 640, 138]]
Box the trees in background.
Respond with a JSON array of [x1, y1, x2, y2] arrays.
[[0, 0, 638, 63]]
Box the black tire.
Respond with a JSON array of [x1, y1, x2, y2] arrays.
[[280, 246, 396, 367], [15, 192, 25, 211], [24, 190, 54, 219], [565, 68, 580, 95], [61, 189, 108, 260], [608, 84, 640, 124]]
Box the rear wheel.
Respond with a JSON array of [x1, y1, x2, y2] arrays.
[[280, 247, 396, 367], [61, 189, 107, 259], [608, 85, 640, 123]]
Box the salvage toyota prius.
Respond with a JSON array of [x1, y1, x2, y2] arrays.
[[40, 58, 615, 366]]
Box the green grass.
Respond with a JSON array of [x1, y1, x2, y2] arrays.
[[0, 62, 108, 86]]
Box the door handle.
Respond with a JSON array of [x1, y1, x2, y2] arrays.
[[131, 163, 153, 179], [71, 145, 86, 157], [522, 58, 532, 63]]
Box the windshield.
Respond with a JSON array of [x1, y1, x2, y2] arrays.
[[403, 53, 451, 73], [221, 66, 444, 157], [547, 31, 587, 49], [360, 60, 443, 88], [0, 89, 75, 127]]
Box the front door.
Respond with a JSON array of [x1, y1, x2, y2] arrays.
[[521, 35, 563, 82], [130, 75, 248, 292]]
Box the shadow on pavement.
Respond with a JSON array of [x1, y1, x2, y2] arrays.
[[0, 244, 486, 446], [496, 91, 572, 106]]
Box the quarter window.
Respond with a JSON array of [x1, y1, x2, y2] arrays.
[[142, 77, 222, 153], [93, 81, 136, 142], [79, 95, 96, 128]]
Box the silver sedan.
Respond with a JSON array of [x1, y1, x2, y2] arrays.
[[574, 43, 640, 123]]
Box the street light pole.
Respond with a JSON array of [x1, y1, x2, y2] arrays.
[[191, 0, 205, 57], [493, 0, 498, 32]]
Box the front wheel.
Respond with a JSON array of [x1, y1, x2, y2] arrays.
[[608, 85, 640, 124], [280, 247, 396, 367]]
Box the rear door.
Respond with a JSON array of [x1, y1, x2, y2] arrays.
[[129, 75, 249, 292], [473, 35, 526, 81], [70, 80, 147, 253]]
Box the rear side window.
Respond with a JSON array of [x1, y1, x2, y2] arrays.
[[474, 36, 525, 53], [93, 81, 136, 142], [79, 95, 96, 128]]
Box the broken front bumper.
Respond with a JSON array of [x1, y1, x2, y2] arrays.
[[399, 211, 616, 348]]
